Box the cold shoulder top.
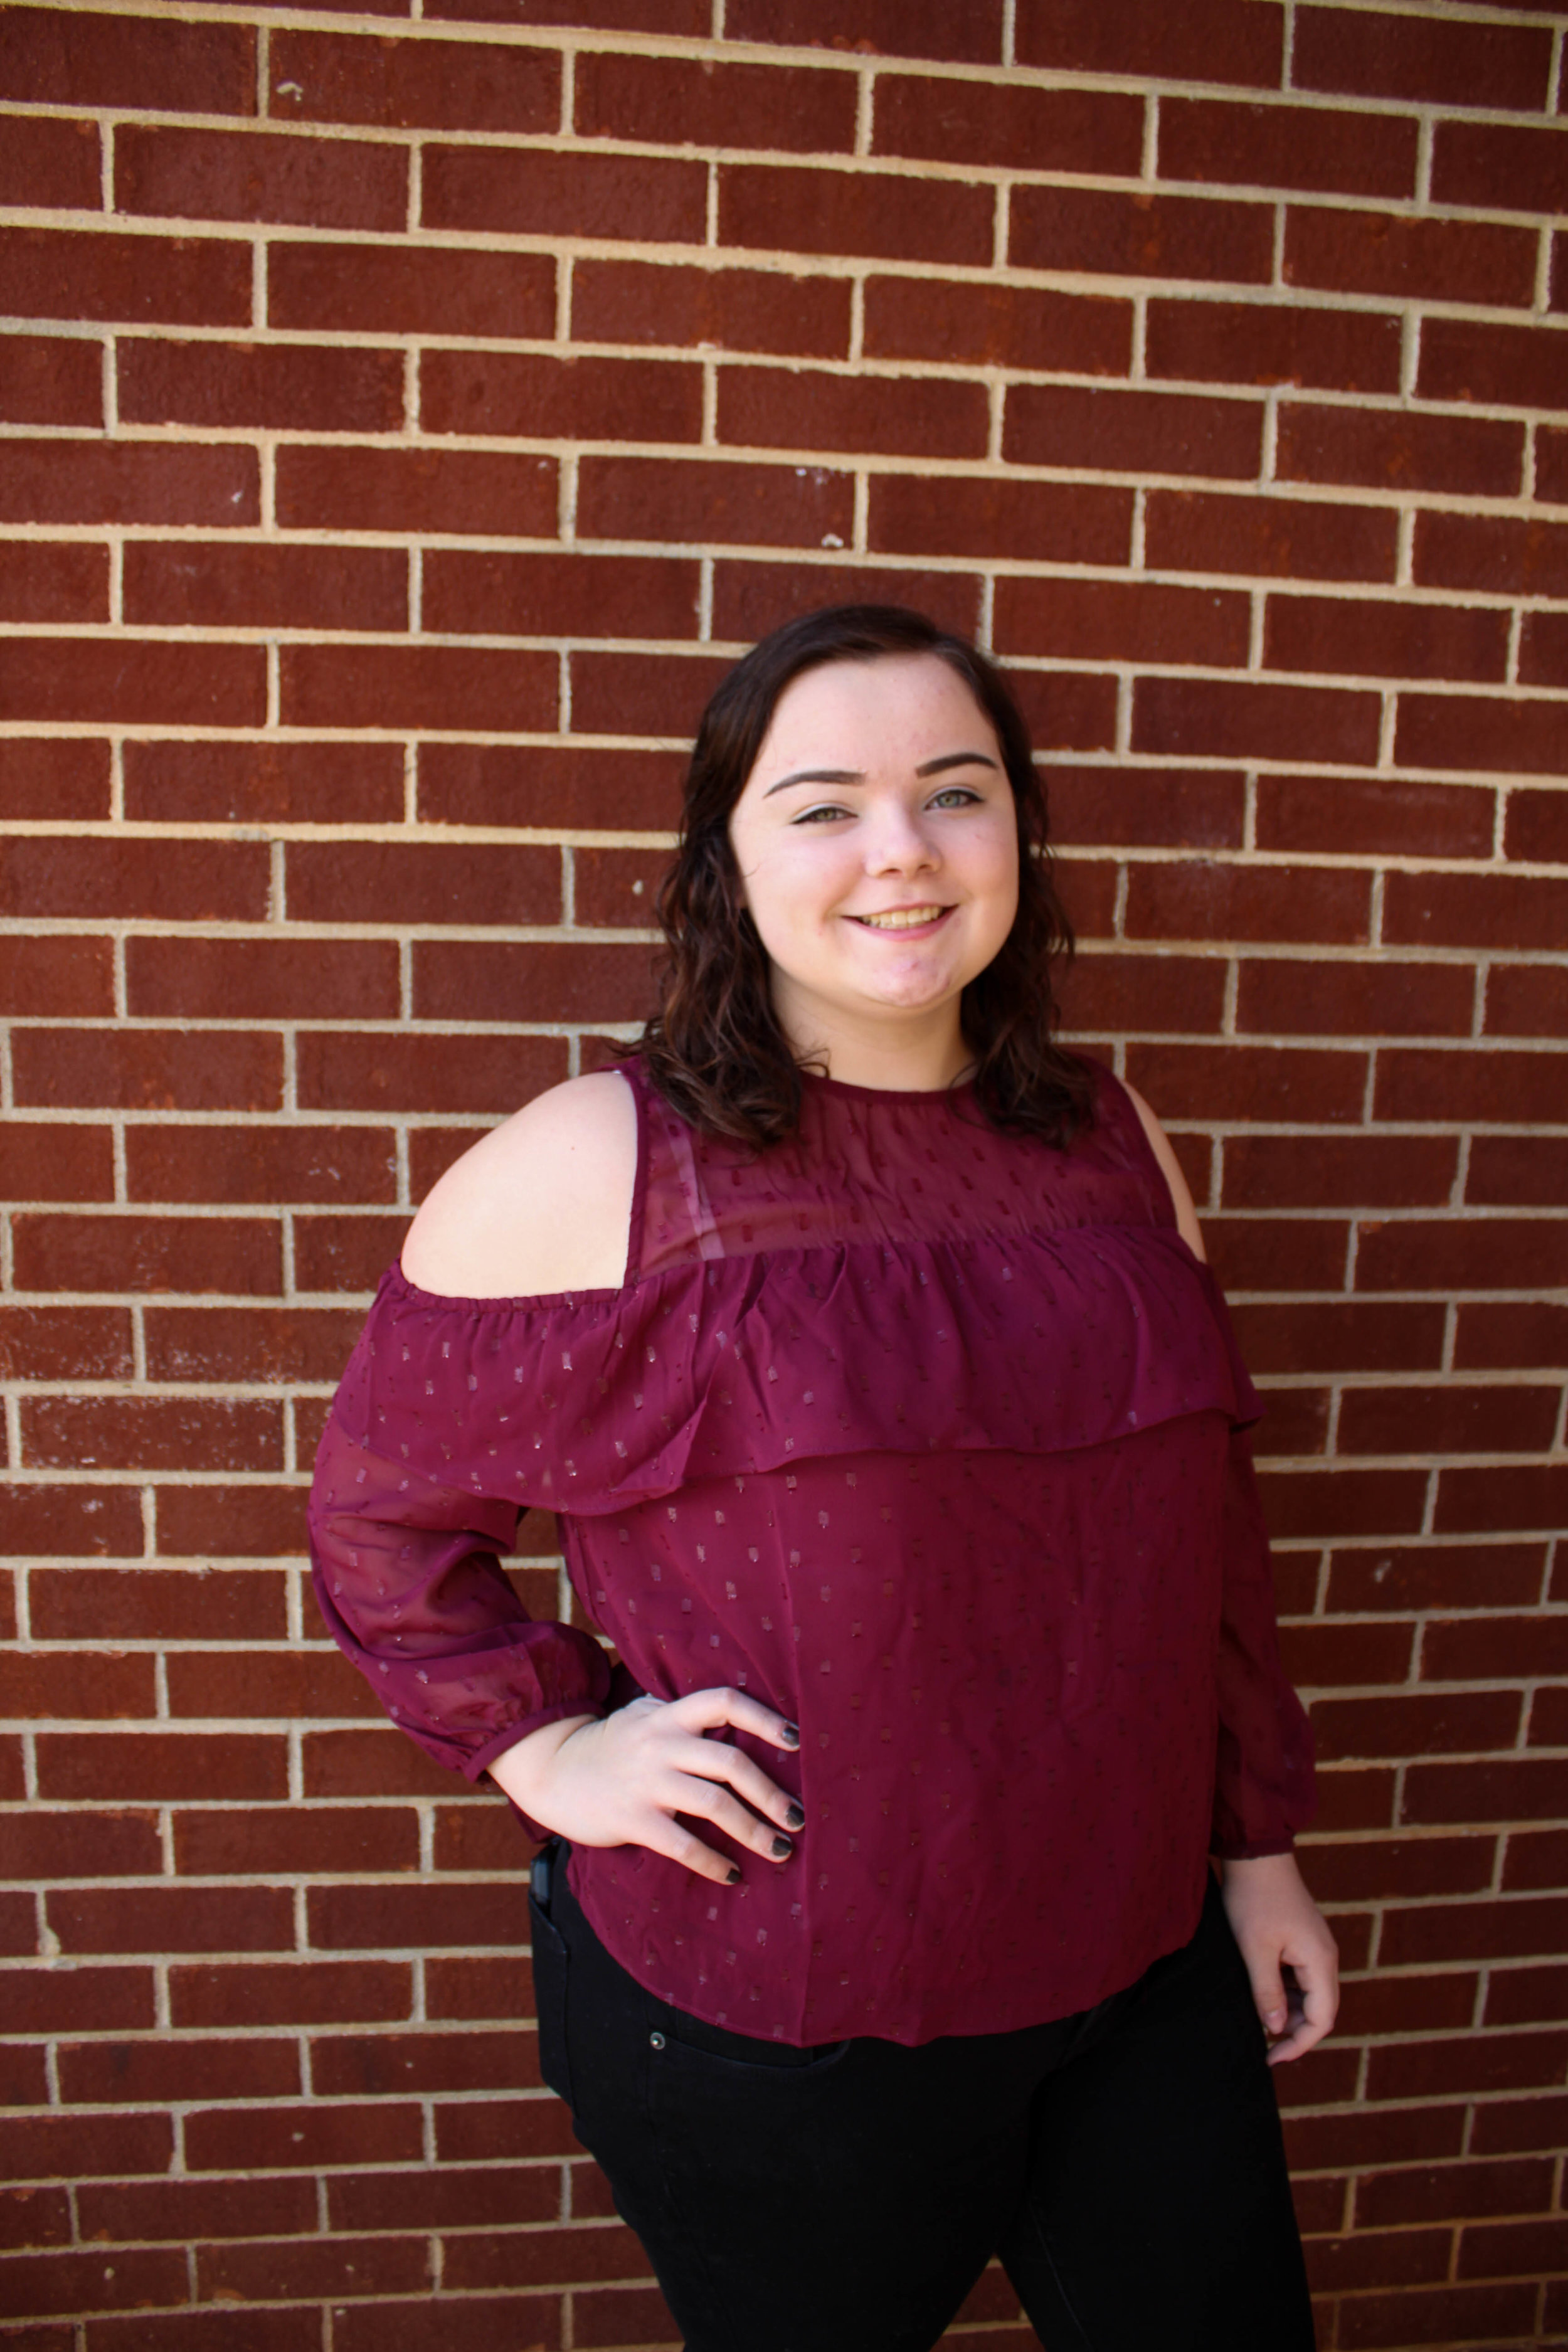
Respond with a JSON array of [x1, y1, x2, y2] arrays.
[[308, 1056, 1313, 2047]]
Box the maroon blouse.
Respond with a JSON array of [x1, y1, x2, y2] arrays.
[[309, 1057, 1313, 2047]]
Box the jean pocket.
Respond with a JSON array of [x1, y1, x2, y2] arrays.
[[527, 1888, 575, 2112]]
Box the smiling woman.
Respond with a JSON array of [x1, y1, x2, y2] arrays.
[[310, 606, 1333, 2352]]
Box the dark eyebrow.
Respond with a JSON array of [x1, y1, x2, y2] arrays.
[[761, 750, 1000, 800]]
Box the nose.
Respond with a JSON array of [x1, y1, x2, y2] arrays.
[[863, 798, 940, 876]]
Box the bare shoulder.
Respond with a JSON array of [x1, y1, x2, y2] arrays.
[[1120, 1079, 1207, 1263], [400, 1068, 640, 1300]]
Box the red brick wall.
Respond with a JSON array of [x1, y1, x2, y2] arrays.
[[2, 0, 1567, 2343]]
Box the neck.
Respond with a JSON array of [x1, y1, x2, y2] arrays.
[[776, 993, 973, 1094]]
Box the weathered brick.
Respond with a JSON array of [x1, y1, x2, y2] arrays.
[[0, 334, 103, 426], [127, 938, 397, 1024], [1285, 206, 1537, 309], [1468, 1138, 1568, 1207], [1376, 1046, 1568, 1125], [1357, 1217, 1568, 1293], [0, 637, 265, 729], [1146, 299, 1400, 394], [1131, 677, 1382, 765], [571, 260, 850, 358], [870, 475, 1130, 563], [1328, 1541, 1544, 1616], [0, 225, 251, 327], [276, 445, 556, 538], [1414, 511, 1568, 599], [1144, 489, 1397, 581], [23, 1396, 281, 1475], [1011, 186, 1272, 283], [1293, 5, 1552, 110], [720, 367, 989, 460], [719, 164, 993, 266], [119, 339, 403, 432], [864, 277, 1130, 374], [1015, 0, 1283, 86], [579, 455, 852, 550], [1042, 766, 1244, 850], [425, 143, 705, 241], [11, 1027, 281, 1114], [1276, 403, 1524, 498], [1126, 1041, 1366, 1123], [184, 2099, 422, 2175], [270, 240, 555, 337], [0, 438, 257, 526], [76, 2173, 317, 2248], [1420, 318, 1568, 415], [725, 0, 1001, 62], [0, 114, 100, 208], [0, 1305, 130, 1379], [280, 645, 558, 733], [0, 739, 109, 822], [1158, 98, 1416, 199], [415, 941, 660, 1027], [123, 739, 403, 826], [0, 541, 109, 625], [31, 1565, 285, 1643], [1454, 1301, 1568, 1371], [1265, 594, 1507, 684], [1005, 383, 1261, 479], [1385, 868, 1567, 948], [126, 1126, 396, 1209], [579, 50, 855, 152], [272, 29, 560, 133], [1436, 1463, 1568, 1535], [0, 10, 255, 114], [1254, 773, 1494, 861], [423, 349, 701, 443], [297, 1032, 564, 1115], [874, 73, 1140, 174], [116, 124, 405, 230], [418, 743, 683, 830], [1224, 1132, 1458, 1208], [13, 1212, 280, 1298]]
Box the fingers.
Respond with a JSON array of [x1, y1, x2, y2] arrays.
[[665, 1733, 801, 1832], [674, 1775, 797, 1866], [667, 1685, 800, 1752], [1241, 1947, 1289, 2041], [635, 1816, 751, 1889]]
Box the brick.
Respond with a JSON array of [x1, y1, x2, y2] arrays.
[[198, 2232, 431, 2302], [425, 143, 704, 241], [864, 277, 1130, 374], [1126, 1041, 1366, 1123], [1, 1970, 153, 2038], [0, 2110, 172, 2187], [58, 2035, 299, 2106], [415, 941, 660, 1027], [1385, 869, 1567, 948], [575, 847, 669, 928], [717, 563, 964, 652], [3, 1811, 161, 1876], [0, 936, 113, 1015], [408, 1128, 492, 1200], [1239, 953, 1476, 1042], [1203, 1215, 1349, 1293], [0, 334, 102, 426], [1433, 120, 1568, 218], [309, 1881, 526, 1952], [166, 1648, 373, 1720], [127, 938, 398, 1022], [127, 1127, 396, 1210], [304, 1728, 467, 1800], [873, 73, 1140, 174], [297, 1032, 564, 1116], [1504, 1832, 1568, 1892], [423, 350, 701, 444], [1357, 2159, 1554, 2230], [11, 1027, 279, 1116], [154, 1483, 306, 1558], [0, 1111, 117, 1203], [119, 341, 403, 435], [270, 240, 555, 338], [287, 841, 558, 928], [1488, 1966, 1568, 2025], [1455, 1303, 1568, 1369], [870, 475, 1130, 563], [184, 2100, 422, 2174], [1278, 405, 1523, 499], [1045, 766, 1244, 850], [1279, 1619, 1413, 1690], [1256, 773, 1494, 861], [329, 2161, 554, 2233], [0, 2249, 187, 2321], [442, 2222, 650, 2291], [1020, 383, 1259, 480], [14, 1210, 279, 1297], [1460, 2215, 1568, 2279], [0, 225, 250, 327], [48, 1883, 294, 1957], [36, 1732, 287, 1806], [579, 454, 852, 549], [293, 1214, 410, 1293], [575, 2284, 681, 2346], [272, 29, 559, 133], [1437, 1463, 1568, 1535], [280, 645, 558, 733], [0, 739, 109, 821], [1378, 1046, 1567, 1125], [1006, 582, 1252, 675], [1335, 1973, 1478, 2040], [1285, 2106, 1466, 2173], [1469, 1137, 1568, 1207], [1357, 1217, 1568, 1293], [1134, 674, 1382, 765], [568, 649, 740, 735], [579, 51, 854, 152], [1303, 2227, 1451, 2295], [312, 2026, 537, 2099], [171, 1957, 410, 2030], [719, 366, 989, 460], [275, 445, 556, 537], [1266, 594, 1507, 685], [1342, 1385, 1559, 1459], [1294, 5, 1552, 110], [1230, 1303, 1444, 1375], [24, 1394, 280, 1475], [1015, 0, 1282, 86], [1130, 861, 1370, 948], [0, 438, 257, 526], [1424, 1611, 1568, 1681], [1259, 1468, 1429, 1541], [1053, 951, 1226, 1036], [116, 125, 403, 230], [1224, 1133, 1458, 1208], [0, 1306, 130, 1380], [0, 541, 109, 625], [435, 2097, 576, 2164], [719, 164, 993, 267], [0, 1483, 142, 1558], [0, 113, 100, 208], [1471, 2094, 1568, 2159], [327, 2291, 563, 2352], [1287, 206, 1537, 310], [1417, 512, 1568, 601], [0, 1653, 152, 1724], [418, 743, 682, 830], [1010, 186, 1271, 285], [174, 1804, 415, 1878], [1145, 489, 1397, 583], [77, 2173, 316, 2247], [124, 739, 403, 827], [31, 1566, 286, 1643], [571, 259, 849, 358], [0, 10, 254, 112], [1521, 612, 1568, 689], [1385, 1902, 1568, 1974], [1146, 298, 1400, 396], [1158, 98, 1416, 201], [0, 637, 265, 729], [1538, 426, 1568, 503], [1311, 1689, 1520, 1761], [1419, 318, 1568, 415]]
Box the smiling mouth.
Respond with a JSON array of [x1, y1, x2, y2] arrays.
[[849, 905, 951, 932]]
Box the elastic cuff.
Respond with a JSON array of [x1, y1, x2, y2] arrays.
[[465, 1700, 603, 1786]]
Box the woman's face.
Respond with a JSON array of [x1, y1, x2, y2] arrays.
[[727, 654, 1020, 1063]]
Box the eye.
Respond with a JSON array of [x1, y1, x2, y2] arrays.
[[790, 802, 852, 825], [929, 785, 983, 809]]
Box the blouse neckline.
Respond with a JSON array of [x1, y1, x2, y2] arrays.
[[797, 1066, 977, 1106]]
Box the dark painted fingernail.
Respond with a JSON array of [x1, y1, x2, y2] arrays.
[[726, 1866, 742, 1885], [785, 1804, 805, 1831], [771, 1835, 793, 1861], [780, 1722, 800, 1747]]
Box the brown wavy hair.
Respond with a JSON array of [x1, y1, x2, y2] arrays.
[[630, 604, 1093, 1150]]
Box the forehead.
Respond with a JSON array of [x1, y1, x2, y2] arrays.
[[753, 653, 995, 766]]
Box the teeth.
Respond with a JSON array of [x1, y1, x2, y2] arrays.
[[856, 907, 945, 931]]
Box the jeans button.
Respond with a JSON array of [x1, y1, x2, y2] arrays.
[[649, 2031, 666, 2050]]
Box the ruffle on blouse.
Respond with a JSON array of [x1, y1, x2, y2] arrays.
[[332, 1224, 1260, 1523]]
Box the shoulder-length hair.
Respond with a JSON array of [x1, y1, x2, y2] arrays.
[[630, 603, 1093, 1150]]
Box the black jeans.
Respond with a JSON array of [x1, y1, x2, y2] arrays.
[[529, 1851, 1315, 2352]]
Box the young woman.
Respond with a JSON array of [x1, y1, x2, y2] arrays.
[[310, 605, 1336, 2352]]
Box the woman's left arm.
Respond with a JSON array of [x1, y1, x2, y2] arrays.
[[1125, 1083, 1340, 2066]]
